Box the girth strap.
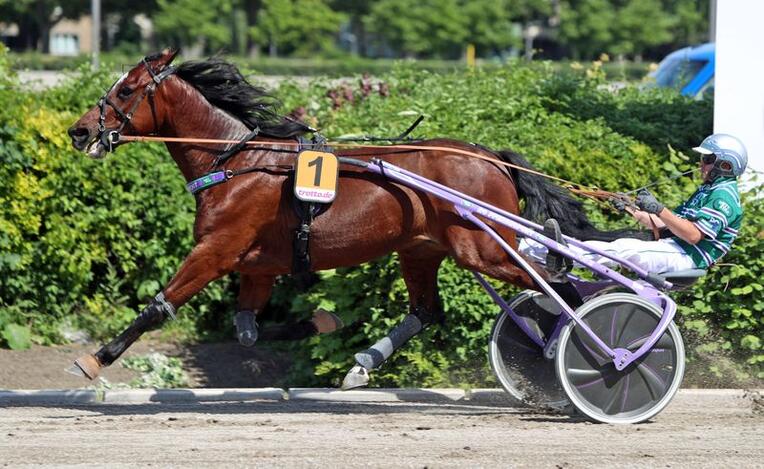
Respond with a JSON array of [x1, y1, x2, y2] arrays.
[[292, 134, 333, 284]]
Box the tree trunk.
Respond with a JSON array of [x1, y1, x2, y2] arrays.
[[245, 0, 262, 58]]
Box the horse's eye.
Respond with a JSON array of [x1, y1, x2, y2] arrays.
[[118, 86, 134, 99]]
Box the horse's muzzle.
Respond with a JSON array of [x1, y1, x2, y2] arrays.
[[67, 125, 91, 151]]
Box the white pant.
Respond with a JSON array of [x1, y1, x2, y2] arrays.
[[518, 237, 697, 274]]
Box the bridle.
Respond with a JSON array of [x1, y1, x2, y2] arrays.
[[96, 58, 176, 152]]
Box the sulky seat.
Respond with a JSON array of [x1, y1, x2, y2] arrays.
[[656, 268, 708, 289]]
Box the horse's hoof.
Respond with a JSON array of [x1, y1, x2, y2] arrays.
[[67, 354, 102, 380], [237, 330, 258, 347], [341, 365, 369, 390], [311, 309, 344, 334], [234, 310, 258, 347]]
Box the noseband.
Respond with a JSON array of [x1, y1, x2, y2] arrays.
[[97, 58, 176, 152]]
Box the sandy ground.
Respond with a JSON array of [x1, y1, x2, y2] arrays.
[[0, 337, 292, 390], [0, 394, 761, 468]]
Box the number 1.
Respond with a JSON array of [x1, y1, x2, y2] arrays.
[[308, 156, 323, 186]]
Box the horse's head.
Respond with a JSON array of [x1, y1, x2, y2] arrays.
[[68, 48, 179, 159]]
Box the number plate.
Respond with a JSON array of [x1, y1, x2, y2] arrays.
[[294, 150, 339, 203]]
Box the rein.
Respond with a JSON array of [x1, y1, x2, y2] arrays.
[[117, 134, 620, 202]]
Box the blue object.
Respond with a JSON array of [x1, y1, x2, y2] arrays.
[[651, 42, 715, 97]]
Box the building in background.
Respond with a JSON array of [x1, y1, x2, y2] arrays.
[[49, 16, 93, 55]]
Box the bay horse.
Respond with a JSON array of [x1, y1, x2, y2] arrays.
[[67, 49, 646, 386]]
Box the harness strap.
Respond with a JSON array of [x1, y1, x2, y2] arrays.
[[291, 135, 334, 282], [185, 164, 293, 194], [186, 170, 231, 194], [212, 126, 261, 168]]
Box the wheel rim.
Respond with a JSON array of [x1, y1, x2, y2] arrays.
[[556, 293, 685, 424], [489, 291, 569, 408]]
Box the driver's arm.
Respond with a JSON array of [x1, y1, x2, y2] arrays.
[[655, 208, 703, 244]]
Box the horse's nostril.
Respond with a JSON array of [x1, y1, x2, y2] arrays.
[[68, 126, 89, 140], [68, 126, 92, 149]]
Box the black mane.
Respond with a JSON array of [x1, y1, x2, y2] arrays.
[[175, 58, 311, 138]]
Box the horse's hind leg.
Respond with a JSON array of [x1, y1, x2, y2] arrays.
[[446, 222, 538, 288], [447, 222, 583, 306], [342, 250, 446, 390]]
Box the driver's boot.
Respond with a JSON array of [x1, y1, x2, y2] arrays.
[[543, 218, 573, 282]]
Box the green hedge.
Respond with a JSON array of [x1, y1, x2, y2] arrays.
[[10, 51, 649, 81], [1, 44, 760, 386]]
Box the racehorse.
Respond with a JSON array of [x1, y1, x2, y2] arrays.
[[67, 49, 648, 384]]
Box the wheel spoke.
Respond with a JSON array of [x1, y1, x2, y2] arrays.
[[500, 335, 538, 354], [636, 362, 666, 400], [602, 377, 626, 414], [615, 305, 637, 346], [627, 333, 674, 351], [566, 367, 602, 385]]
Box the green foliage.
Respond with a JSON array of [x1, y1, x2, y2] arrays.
[[611, 0, 677, 57], [6, 0, 711, 61], [559, 0, 710, 60], [154, 0, 234, 52], [364, 0, 468, 59], [559, 0, 616, 60], [1, 323, 32, 350], [121, 353, 190, 388], [250, 0, 347, 57]]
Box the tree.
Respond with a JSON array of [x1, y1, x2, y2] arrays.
[[671, 0, 709, 46], [0, 0, 88, 52], [558, 0, 616, 60], [153, 0, 234, 56], [611, 0, 677, 59], [459, 0, 521, 56], [328, 0, 371, 55], [364, 0, 468, 59], [249, 0, 346, 57]]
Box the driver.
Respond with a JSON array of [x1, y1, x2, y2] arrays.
[[521, 133, 747, 275]]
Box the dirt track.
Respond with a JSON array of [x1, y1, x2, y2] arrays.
[[1, 394, 761, 468]]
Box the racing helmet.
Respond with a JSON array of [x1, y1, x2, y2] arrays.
[[692, 133, 748, 179]]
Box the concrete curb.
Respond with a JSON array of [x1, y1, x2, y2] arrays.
[[0, 388, 758, 407], [0, 390, 99, 405], [288, 388, 466, 402], [102, 388, 285, 404]]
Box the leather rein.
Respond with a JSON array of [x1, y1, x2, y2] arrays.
[[117, 134, 625, 204]]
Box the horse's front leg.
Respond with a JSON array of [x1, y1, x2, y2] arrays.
[[236, 273, 344, 345], [70, 239, 239, 380]]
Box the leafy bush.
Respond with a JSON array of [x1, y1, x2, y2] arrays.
[[1, 44, 760, 385], [0, 46, 232, 347], [121, 353, 190, 388]]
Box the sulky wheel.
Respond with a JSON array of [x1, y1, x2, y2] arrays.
[[488, 290, 569, 409], [555, 293, 685, 424]]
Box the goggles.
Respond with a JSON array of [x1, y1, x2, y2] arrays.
[[701, 153, 717, 165]]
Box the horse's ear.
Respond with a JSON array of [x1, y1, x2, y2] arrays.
[[158, 47, 180, 67]]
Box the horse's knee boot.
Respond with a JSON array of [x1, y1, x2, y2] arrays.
[[234, 310, 258, 347], [354, 314, 423, 370], [95, 293, 176, 367]]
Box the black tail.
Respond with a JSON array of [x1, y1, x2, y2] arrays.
[[497, 150, 652, 242]]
